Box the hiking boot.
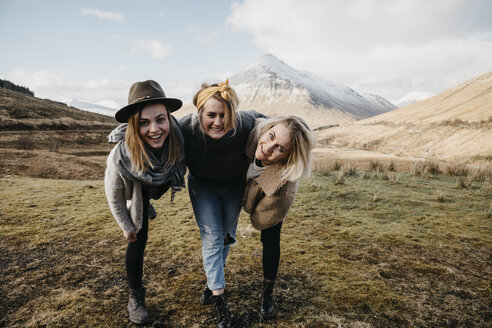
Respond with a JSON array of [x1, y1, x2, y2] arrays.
[[127, 287, 149, 325], [200, 284, 214, 305], [261, 281, 275, 318], [214, 294, 231, 328]]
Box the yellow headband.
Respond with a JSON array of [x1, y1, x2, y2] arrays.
[[195, 78, 233, 110]]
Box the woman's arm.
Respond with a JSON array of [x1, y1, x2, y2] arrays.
[[104, 166, 135, 234]]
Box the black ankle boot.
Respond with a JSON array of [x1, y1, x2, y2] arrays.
[[200, 284, 213, 305], [214, 294, 231, 328], [261, 281, 275, 318], [127, 287, 149, 325]]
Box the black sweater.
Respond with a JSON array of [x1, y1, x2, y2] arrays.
[[179, 110, 265, 187]]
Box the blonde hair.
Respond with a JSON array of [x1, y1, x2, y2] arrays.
[[256, 116, 315, 181], [192, 82, 239, 134], [125, 103, 181, 173]]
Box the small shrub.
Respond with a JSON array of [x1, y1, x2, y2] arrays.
[[455, 177, 472, 189], [481, 181, 492, 194], [334, 171, 346, 185], [389, 173, 400, 183], [424, 161, 442, 175], [386, 162, 396, 172], [369, 160, 384, 172], [484, 203, 492, 218], [16, 136, 35, 150], [319, 136, 334, 145], [411, 161, 424, 176], [469, 166, 492, 182], [436, 190, 445, 202], [359, 171, 370, 179], [341, 165, 357, 177], [332, 161, 342, 171], [360, 139, 382, 150], [313, 161, 331, 175], [411, 160, 441, 177], [445, 163, 469, 177], [380, 170, 390, 181]]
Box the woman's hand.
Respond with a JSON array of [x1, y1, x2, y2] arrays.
[[124, 229, 138, 242]]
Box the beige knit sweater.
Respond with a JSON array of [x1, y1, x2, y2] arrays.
[[242, 130, 299, 230]]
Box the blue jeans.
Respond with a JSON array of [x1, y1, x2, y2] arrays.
[[188, 175, 244, 291]]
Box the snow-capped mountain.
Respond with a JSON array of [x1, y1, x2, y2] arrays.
[[363, 93, 397, 111], [229, 54, 396, 127], [68, 100, 117, 117], [395, 91, 434, 108]]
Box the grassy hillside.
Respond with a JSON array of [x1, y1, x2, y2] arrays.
[[364, 71, 492, 124], [0, 130, 114, 179], [1, 170, 490, 327], [0, 87, 118, 179], [315, 72, 492, 165], [0, 87, 117, 130]]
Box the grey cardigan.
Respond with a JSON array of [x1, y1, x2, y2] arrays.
[[104, 147, 145, 233]]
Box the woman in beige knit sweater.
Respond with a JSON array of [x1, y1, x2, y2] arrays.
[[243, 116, 315, 319]]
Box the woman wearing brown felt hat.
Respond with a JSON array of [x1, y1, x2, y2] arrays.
[[105, 80, 185, 325]]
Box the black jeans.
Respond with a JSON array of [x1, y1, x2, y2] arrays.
[[125, 189, 149, 290], [261, 221, 283, 281]]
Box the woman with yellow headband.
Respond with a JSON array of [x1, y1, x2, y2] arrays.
[[179, 79, 265, 327]]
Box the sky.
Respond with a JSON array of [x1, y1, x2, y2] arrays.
[[1, 0, 491, 108]]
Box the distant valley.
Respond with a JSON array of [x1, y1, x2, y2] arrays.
[[315, 71, 492, 166]]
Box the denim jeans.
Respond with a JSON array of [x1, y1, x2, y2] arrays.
[[188, 175, 244, 291]]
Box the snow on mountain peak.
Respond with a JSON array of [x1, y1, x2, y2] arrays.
[[396, 91, 434, 108], [230, 53, 396, 120]]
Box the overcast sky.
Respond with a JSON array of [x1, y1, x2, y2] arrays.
[[1, 0, 491, 107]]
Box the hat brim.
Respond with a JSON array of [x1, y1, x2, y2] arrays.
[[115, 97, 183, 123]]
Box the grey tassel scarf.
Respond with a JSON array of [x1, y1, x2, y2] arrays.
[[109, 119, 185, 201]]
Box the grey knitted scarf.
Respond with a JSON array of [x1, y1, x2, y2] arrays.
[[110, 121, 185, 201]]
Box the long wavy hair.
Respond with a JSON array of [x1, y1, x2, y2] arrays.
[[125, 102, 181, 173], [256, 116, 315, 181]]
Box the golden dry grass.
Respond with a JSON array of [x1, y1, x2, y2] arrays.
[[314, 72, 492, 165], [1, 170, 490, 327]]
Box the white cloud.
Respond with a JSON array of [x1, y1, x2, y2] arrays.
[[227, 0, 492, 102], [5, 69, 127, 106], [7, 69, 72, 91], [114, 65, 127, 72], [131, 40, 173, 60], [81, 8, 124, 22]]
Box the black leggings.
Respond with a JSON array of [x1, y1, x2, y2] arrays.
[[125, 190, 149, 290], [261, 221, 283, 281]]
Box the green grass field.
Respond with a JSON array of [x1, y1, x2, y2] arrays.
[[1, 171, 490, 327]]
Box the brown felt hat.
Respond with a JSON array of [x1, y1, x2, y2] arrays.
[[115, 80, 182, 123]]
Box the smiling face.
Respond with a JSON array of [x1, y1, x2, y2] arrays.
[[200, 97, 229, 140], [255, 123, 292, 166], [138, 103, 170, 150]]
